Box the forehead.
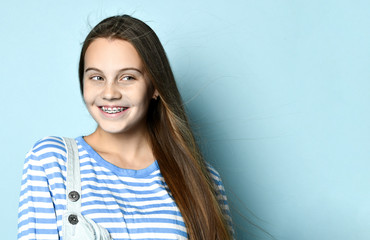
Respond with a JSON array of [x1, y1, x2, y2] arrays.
[[84, 38, 143, 70]]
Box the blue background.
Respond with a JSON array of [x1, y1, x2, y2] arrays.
[[1, 1, 370, 239]]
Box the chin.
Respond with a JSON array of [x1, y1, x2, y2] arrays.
[[94, 116, 147, 135], [99, 126, 128, 135], [97, 122, 145, 135]]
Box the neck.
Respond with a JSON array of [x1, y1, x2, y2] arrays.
[[84, 125, 155, 169]]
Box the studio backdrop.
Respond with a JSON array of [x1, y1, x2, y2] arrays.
[[1, 0, 370, 239]]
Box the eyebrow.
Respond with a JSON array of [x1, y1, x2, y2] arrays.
[[85, 67, 143, 74]]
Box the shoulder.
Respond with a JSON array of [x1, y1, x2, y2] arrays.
[[24, 136, 69, 168], [205, 162, 228, 197], [205, 162, 224, 184], [28, 136, 67, 156]]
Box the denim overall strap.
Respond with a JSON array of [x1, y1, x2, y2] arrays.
[[62, 137, 82, 239], [63, 137, 82, 212]]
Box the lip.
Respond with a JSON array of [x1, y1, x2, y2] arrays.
[[100, 105, 128, 108], [98, 105, 130, 118]]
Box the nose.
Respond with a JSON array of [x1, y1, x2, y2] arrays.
[[101, 82, 122, 100]]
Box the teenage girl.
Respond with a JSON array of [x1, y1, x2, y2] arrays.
[[17, 15, 233, 240]]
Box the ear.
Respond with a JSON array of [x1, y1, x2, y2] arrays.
[[152, 89, 159, 100]]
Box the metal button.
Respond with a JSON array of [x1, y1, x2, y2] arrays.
[[68, 191, 80, 202], [68, 214, 79, 225]]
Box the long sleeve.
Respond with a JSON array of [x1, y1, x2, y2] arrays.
[[17, 145, 59, 240], [207, 164, 235, 237]]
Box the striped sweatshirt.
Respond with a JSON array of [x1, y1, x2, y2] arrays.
[[18, 136, 232, 240]]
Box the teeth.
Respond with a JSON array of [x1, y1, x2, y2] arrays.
[[101, 107, 127, 114]]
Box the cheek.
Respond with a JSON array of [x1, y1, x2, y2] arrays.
[[82, 83, 95, 105], [83, 91, 95, 107], [142, 90, 153, 107], [129, 84, 152, 106], [82, 91, 89, 104]]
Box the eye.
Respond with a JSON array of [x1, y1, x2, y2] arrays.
[[90, 76, 104, 81], [121, 75, 135, 81], [91, 76, 104, 81]]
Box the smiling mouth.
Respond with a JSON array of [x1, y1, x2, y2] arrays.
[[99, 106, 129, 114]]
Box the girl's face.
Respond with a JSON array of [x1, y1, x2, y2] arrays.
[[83, 38, 157, 135]]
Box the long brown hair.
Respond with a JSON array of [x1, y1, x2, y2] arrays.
[[78, 15, 232, 239]]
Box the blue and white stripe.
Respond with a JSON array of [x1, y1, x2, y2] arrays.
[[18, 136, 232, 240]]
